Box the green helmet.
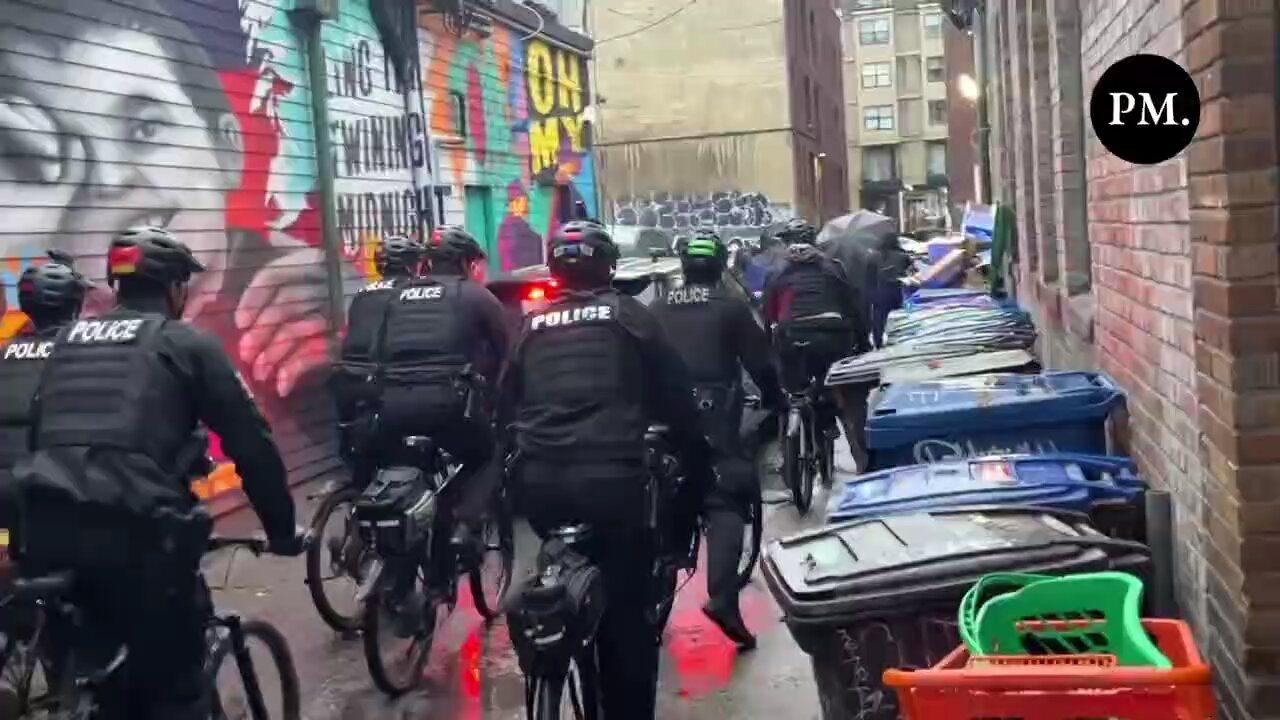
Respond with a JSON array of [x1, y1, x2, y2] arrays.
[[680, 228, 727, 262]]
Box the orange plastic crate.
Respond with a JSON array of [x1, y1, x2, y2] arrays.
[[883, 619, 1215, 720]]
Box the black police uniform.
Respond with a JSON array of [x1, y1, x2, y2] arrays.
[[0, 327, 62, 550], [14, 297, 296, 720], [333, 273, 414, 484], [498, 287, 713, 720], [651, 281, 782, 612], [371, 271, 511, 527], [763, 245, 870, 393]]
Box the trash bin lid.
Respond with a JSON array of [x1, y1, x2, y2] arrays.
[[827, 457, 1144, 522], [879, 349, 1036, 385], [763, 508, 1149, 626], [866, 371, 1125, 450]]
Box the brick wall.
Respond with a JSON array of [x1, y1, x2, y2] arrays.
[[988, 0, 1280, 717]]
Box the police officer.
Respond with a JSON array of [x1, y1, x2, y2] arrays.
[[763, 219, 870, 436], [372, 225, 510, 555], [14, 226, 304, 720], [0, 254, 91, 492], [651, 229, 783, 650], [332, 235, 427, 487], [497, 221, 714, 720]]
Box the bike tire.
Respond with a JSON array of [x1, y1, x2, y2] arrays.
[[361, 576, 435, 697], [207, 620, 302, 720], [736, 490, 764, 590], [305, 486, 365, 632], [784, 416, 814, 515], [533, 654, 598, 720], [469, 491, 516, 623]]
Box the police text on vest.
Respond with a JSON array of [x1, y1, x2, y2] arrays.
[[530, 304, 613, 330], [400, 286, 444, 301], [667, 287, 710, 304], [361, 279, 397, 293], [3, 340, 53, 360], [67, 319, 145, 344]]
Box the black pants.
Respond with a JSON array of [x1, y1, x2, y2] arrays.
[[693, 386, 757, 613], [777, 327, 849, 435], [516, 460, 659, 720], [22, 545, 209, 719], [371, 384, 499, 526]]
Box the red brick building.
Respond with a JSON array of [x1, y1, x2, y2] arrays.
[[971, 0, 1280, 717]]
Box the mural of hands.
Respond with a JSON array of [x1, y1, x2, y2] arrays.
[[233, 239, 335, 399]]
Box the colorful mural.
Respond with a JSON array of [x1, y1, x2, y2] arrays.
[[420, 20, 596, 272]]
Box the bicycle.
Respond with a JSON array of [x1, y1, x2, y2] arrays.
[[780, 342, 837, 515], [0, 536, 300, 720], [353, 434, 514, 697], [508, 424, 711, 720]]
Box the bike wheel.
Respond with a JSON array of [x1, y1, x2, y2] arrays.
[[736, 490, 763, 589], [208, 620, 301, 720], [784, 415, 814, 514], [469, 492, 515, 623], [533, 654, 598, 720], [305, 486, 368, 632], [361, 567, 436, 697]]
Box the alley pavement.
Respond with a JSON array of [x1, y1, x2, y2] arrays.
[[206, 439, 858, 719]]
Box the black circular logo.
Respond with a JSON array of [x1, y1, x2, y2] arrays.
[[1089, 54, 1200, 165]]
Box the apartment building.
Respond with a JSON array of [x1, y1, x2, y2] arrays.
[[840, 0, 951, 228]]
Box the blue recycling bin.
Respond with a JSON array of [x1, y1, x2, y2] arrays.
[[865, 371, 1125, 471], [826, 453, 1147, 540]]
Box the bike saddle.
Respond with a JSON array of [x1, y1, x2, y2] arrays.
[[11, 570, 76, 603]]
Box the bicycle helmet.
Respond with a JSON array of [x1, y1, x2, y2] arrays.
[[428, 225, 486, 263], [107, 226, 205, 287], [375, 235, 427, 275], [776, 218, 818, 246], [18, 251, 92, 318], [547, 221, 618, 287]]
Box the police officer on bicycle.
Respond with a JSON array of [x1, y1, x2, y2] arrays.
[[497, 220, 714, 720], [762, 219, 870, 443], [13, 226, 305, 720], [0, 253, 91, 515], [332, 235, 427, 487], [371, 225, 511, 556], [652, 228, 782, 650]]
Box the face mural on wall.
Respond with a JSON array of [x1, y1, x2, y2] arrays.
[[421, 21, 596, 272], [0, 0, 421, 492]]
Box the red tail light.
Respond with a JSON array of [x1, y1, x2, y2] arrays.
[[526, 285, 546, 301]]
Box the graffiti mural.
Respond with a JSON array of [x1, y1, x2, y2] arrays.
[[612, 191, 792, 232], [0, 0, 421, 495], [421, 21, 595, 272]]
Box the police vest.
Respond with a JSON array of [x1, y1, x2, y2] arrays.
[[342, 278, 403, 363], [780, 261, 846, 322], [0, 336, 55, 469], [34, 315, 191, 468], [378, 277, 469, 374], [652, 284, 740, 387], [516, 294, 647, 462]]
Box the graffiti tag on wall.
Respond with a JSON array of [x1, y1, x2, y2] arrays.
[[526, 38, 588, 183], [613, 191, 791, 232]]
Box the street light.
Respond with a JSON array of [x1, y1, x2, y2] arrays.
[[957, 73, 980, 102]]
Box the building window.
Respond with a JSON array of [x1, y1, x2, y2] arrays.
[[928, 99, 947, 125], [449, 91, 467, 136], [859, 17, 890, 45], [926, 56, 945, 83], [809, 11, 817, 60], [927, 141, 947, 176], [864, 105, 894, 130], [924, 12, 944, 38], [861, 62, 891, 88], [804, 77, 813, 126], [863, 146, 896, 181], [853, 0, 891, 8]]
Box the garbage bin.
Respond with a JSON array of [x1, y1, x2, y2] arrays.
[[762, 507, 1151, 720], [865, 371, 1125, 471], [825, 454, 1148, 540]]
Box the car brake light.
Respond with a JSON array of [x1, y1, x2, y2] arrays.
[[527, 285, 546, 301]]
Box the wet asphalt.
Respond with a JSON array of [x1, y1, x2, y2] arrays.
[[206, 439, 858, 719]]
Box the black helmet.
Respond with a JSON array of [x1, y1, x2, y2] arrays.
[[375, 235, 427, 274], [547, 221, 616, 283], [18, 251, 92, 317], [776, 218, 818, 245], [107, 226, 205, 287], [428, 225, 486, 262]]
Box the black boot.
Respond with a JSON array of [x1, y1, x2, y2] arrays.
[[702, 601, 757, 651]]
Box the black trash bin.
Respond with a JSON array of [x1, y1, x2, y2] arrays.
[[762, 506, 1151, 720]]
